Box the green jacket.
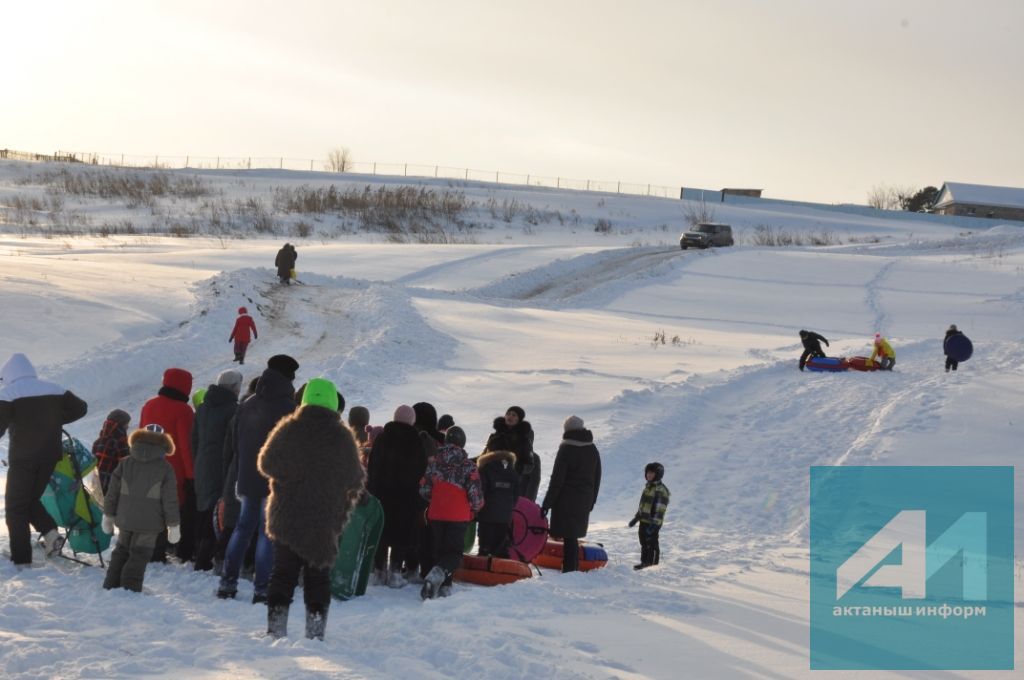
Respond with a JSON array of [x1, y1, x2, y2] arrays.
[[635, 480, 670, 527]]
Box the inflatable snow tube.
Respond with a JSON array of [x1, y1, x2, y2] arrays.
[[508, 498, 549, 562], [846, 356, 880, 372], [804, 357, 848, 372], [453, 554, 533, 586], [945, 334, 973, 362], [532, 539, 609, 572]]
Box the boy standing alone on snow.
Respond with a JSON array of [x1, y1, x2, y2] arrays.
[[229, 307, 258, 365], [629, 462, 670, 570], [102, 424, 181, 592]]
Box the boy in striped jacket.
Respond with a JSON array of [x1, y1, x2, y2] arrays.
[[628, 462, 670, 570]]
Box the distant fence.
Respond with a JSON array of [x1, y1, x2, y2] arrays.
[[0, 148, 681, 200]]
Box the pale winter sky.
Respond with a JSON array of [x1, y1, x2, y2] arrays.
[[3, 0, 1022, 203]]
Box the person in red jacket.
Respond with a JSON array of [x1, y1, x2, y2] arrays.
[[229, 307, 258, 365], [139, 367, 196, 563], [418, 426, 483, 600]]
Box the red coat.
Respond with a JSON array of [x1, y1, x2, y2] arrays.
[[230, 314, 258, 343], [139, 368, 195, 503]]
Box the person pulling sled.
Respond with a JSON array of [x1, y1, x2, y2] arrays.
[[798, 330, 829, 371]]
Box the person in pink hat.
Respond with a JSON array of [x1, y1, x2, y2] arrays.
[[869, 333, 896, 371], [229, 307, 258, 365]]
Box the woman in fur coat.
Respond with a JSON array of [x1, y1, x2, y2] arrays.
[[258, 378, 365, 641]]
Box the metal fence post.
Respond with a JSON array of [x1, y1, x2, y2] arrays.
[[404, 163, 408, 176]]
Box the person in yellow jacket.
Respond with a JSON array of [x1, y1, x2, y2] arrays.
[[868, 333, 895, 370]]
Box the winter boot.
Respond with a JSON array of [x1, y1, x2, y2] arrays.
[[252, 591, 268, 605], [633, 563, 650, 571], [386, 568, 407, 589], [420, 565, 446, 600], [438, 584, 452, 598], [267, 604, 289, 639], [41, 530, 66, 558], [305, 605, 329, 641]]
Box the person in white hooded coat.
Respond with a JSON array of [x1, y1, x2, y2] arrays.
[[0, 353, 88, 565]]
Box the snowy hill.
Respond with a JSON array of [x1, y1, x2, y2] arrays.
[[1, 162, 1022, 679]]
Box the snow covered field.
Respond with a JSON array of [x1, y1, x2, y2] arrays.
[[1, 162, 1022, 679]]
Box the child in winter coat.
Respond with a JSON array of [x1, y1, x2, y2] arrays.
[[868, 333, 896, 371], [419, 426, 483, 600], [92, 409, 131, 495], [628, 462, 670, 570], [475, 449, 519, 557], [944, 324, 965, 372], [258, 378, 365, 641], [229, 307, 258, 365], [102, 424, 181, 592]]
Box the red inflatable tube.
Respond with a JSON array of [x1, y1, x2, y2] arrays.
[[532, 539, 609, 572], [453, 554, 533, 586]]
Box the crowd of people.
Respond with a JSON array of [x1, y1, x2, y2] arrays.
[[1, 350, 616, 640]]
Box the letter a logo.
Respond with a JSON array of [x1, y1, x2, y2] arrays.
[[837, 510, 926, 600]]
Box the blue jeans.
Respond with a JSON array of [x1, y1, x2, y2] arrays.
[[219, 495, 272, 595]]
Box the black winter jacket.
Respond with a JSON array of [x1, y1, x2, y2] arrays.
[[475, 450, 519, 524], [190, 384, 238, 512], [233, 369, 295, 499], [486, 417, 540, 500], [367, 421, 428, 544], [0, 354, 87, 466], [541, 428, 601, 539]]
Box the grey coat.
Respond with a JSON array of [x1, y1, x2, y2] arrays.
[[258, 404, 365, 568], [105, 429, 181, 534]]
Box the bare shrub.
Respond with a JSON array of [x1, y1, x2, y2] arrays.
[[237, 197, 276, 234], [292, 220, 313, 238], [683, 197, 716, 227], [502, 197, 521, 223], [22, 168, 209, 207], [167, 221, 197, 237], [807, 230, 839, 246], [326, 147, 353, 173], [866, 183, 915, 211], [749, 225, 841, 247], [594, 218, 613, 233]]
